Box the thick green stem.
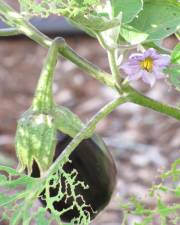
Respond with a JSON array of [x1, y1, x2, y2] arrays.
[[125, 86, 180, 120], [44, 96, 128, 178], [32, 37, 65, 113]]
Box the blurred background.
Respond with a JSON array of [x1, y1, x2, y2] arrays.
[[0, 1, 179, 225]]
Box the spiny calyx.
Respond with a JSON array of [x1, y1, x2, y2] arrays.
[[16, 110, 57, 175]]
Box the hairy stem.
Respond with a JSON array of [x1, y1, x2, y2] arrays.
[[44, 96, 128, 178]]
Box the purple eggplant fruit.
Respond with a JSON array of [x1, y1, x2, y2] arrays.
[[31, 131, 117, 223]]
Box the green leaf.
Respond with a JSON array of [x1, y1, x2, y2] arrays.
[[0, 166, 36, 190], [69, 13, 121, 38], [0, 176, 35, 189], [53, 105, 84, 137], [120, 0, 180, 44], [111, 0, 143, 23], [78, 14, 121, 32], [167, 43, 180, 91], [157, 198, 170, 217], [19, 0, 101, 17], [0, 165, 20, 176], [171, 43, 180, 64], [10, 207, 23, 225], [143, 40, 172, 54], [0, 193, 23, 207], [167, 66, 180, 91], [120, 25, 148, 44], [22, 209, 32, 225], [35, 208, 50, 225]]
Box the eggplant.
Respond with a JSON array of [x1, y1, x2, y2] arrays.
[[31, 132, 117, 223]]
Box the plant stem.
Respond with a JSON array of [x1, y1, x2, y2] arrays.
[[0, 27, 20, 36], [107, 49, 122, 84], [59, 44, 115, 87], [96, 32, 122, 84], [96, 32, 110, 50], [124, 86, 180, 120], [44, 96, 128, 178], [32, 37, 65, 113]]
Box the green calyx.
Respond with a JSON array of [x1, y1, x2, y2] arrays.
[[16, 109, 57, 175], [15, 38, 84, 176], [15, 105, 84, 176]]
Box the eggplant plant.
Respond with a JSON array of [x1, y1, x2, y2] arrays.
[[0, 1, 180, 225]]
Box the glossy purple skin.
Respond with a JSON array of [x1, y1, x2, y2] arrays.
[[32, 132, 117, 222]]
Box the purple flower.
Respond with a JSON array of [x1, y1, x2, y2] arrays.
[[120, 48, 170, 87]]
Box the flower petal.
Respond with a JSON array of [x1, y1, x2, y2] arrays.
[[154, 54, 170, 68], [120, 48, 170, 88], [128, 69, 143, 81], [153, 67, 166, 79], [129, 53, 144, 61], [141, 70, 156, 87], [144, 48, 159, 59], [121, 63, 139, 75]]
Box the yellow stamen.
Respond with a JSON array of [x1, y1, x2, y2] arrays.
[[140, 57, 153, 72]]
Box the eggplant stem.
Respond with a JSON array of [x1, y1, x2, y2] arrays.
[[32, 37, 66, 113]]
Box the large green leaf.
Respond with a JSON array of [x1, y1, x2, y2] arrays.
[[120, 25, 148, 44], [120, 0, 180, 44], [111, 0, 143, 23]]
